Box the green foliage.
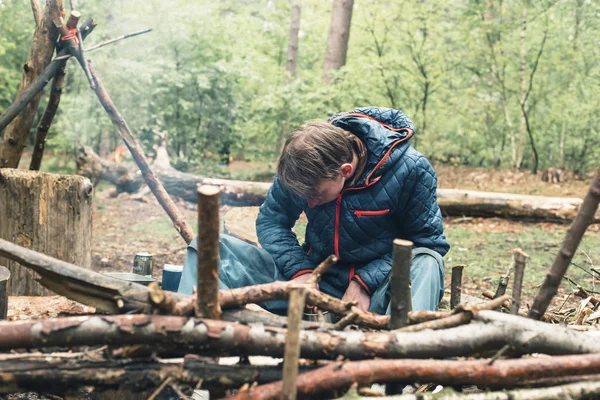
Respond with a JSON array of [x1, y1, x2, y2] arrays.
[[0, 0, 599, 173]]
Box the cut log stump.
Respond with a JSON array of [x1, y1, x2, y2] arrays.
[[0, 169, 93, 295]]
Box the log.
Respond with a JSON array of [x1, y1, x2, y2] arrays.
[[75, 150, 600, 221], [0, 311, 598, 359], [0, 354, 314, 394], [0, 169, 92, 295], [282, 286, 306, 400], [511, 249, 528, 315], [226, 354, 600, 400]]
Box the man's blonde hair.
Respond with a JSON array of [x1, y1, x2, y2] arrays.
[[278, 121, 356, 197]]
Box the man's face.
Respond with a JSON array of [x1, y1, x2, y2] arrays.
[[306, 173, 345, 208]]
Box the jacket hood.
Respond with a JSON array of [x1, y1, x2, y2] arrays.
[[329, 107, 415, 186]]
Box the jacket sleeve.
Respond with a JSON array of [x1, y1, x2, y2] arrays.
[[256, 176, 316, 280], [397, 156, 449, 257], [354, 156, 449, 294]]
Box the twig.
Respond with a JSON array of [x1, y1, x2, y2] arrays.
[[307, 255, 338, 287], [529, 169, 600, 320], [282, 286, 306, 400], [54, 28, 153, 60], [332, 311, 358, 330], [147, 376, 173, 400], [168, 382, 190, 400]]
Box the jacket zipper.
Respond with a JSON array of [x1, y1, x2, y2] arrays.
[[354, 209, 390, 218]]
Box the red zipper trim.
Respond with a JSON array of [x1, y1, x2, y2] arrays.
[[333, 177, 382, 259], [307, 244, 312, 256], [354, 208, 390, 218], [349, 265, 355, 285]]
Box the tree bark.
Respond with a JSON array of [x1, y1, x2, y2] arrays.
[[226, 353, 600, 400], [0, 311, 598, 359], [282, 286, 306, 400], [390, 239, 413, 328], [510, 249, 528, 315], [285, 0, 301, 82], [529, 169, 600, 319], [0, 170, 92, 295], [0, 355, 312, 395], [196, 185, 222, 319], [451, 265, 465, 309], [322, 0, 354, 83], [0, 0, 62, 168], [516, 4, 527, 169]]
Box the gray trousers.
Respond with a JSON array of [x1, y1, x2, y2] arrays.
[[178, 234, 445, 314]]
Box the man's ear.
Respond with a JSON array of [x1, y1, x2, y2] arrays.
[[340, 163, 354, 179]]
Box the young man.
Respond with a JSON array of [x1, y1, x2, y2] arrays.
[[178, 107, 449, 314]]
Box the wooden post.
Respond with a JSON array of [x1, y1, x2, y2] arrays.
[[390, 239, 413, 329], [511, 249, 528, 315], [196, 185, 222, 319], [282, 286, 306, 400], [450, 265, 465, 309], [494, 274, 510, 298], [0, 169, 92, 295], [0, 266, 9, 320]]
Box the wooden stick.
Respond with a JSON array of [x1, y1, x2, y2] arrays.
[[306, 255, 338, 287], [225, 353, 600, 400], [395, 295, 511, 333], [511, 249, 528, 315], [529, 169, 600, 320], [196, 185, 222, 319], [494, 274, 510, 298], [390, 239, 413, 329], [0, 267, 9, 320], [29, 63, 66, 170], [85, 60, 194, 244], [282, 286, 306, 400], [450, 265, 465, 309]]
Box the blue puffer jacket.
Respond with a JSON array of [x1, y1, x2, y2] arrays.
[[256, 107, 449, 295]]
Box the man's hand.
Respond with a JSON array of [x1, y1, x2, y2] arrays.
[[341, 280, 371, 312]]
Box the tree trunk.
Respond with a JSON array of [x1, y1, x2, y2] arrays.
[[322, 0, 354, 83], [0, 169, 92, 295], [286, 0, 301, 82], [516, 4, 527, 169], [0, 0, 62, 168]]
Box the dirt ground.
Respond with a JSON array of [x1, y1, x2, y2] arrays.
[[87, 164, 598, 316]]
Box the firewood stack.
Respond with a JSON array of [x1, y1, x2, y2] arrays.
[[0, 167, 597, 400]]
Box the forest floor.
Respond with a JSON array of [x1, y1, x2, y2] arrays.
[[86, 162, 600, 317]]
